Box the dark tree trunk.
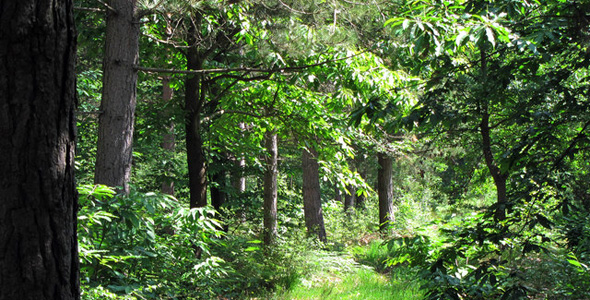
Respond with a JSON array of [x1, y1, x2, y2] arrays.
[[263, 132, 278, 245], [479, 50, 508, 221], [344, 185, 356, 212], [355, 156, 368, 210], [0, 0, 79, 298], [94, 0, 140, 194], [335, 187, 342, 203], [185, 38, 207, 208], [210, 154, 227, 211], [377, 153, 395, 231], [302, 147, 327, 242], [480, 112, 508, 220], [161, 76, 175, 196]]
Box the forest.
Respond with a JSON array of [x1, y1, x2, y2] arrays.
[[1, 0, 590, 299]]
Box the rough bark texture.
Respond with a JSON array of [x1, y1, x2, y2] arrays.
[[377, 153, 395, 231], [185, 40, 207, 208], [0, 0, 80, 298], [161, 76, 176, 195], [302, 147, 327, 242], [94, 0, 139, 194], [263, 132, 278, 245]]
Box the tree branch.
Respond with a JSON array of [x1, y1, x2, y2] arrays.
[[135, 51, 366, 75], [201, 109, 264, 124], [74, 7, 105, 13], [96, 0, 117, 14]]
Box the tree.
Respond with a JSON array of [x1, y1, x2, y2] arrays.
[[302, 146, 327, 242], [161, 76, 176, 195], [0, 0, 79, 298], [377, 152, 395, 231], [263, 131, 279, 245], [94, 0, 140, 194]]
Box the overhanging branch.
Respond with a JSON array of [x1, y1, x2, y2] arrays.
[[135, 51, 366, 76]]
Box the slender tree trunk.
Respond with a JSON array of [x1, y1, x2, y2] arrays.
[[263, 132, 279, 245], [210, 153, 227, 211], [0, 0, 79, 297], [232, 122, 247, 194], [185, 32, 207, 208], [355, 156, 368, 210], [479, 49, 508, 220], [480, 112, 508, 220], [344, 185, 356, 212], [377, 153, 395, 231], [161, 76, 175, 195], [94, 0, 139, 194], [302, 147, 327, 242], [335, 186, 342, 203]]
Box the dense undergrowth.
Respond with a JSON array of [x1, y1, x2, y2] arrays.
[[78, 180, 590, 299]]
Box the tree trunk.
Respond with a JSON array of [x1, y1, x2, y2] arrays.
[[377, 153, 395, 231], [94, 0, 140, 194], [0, 0, 79, 297], [210, 154, 227, 211], [263, 132, 278, 245], [232, 122, 247, 194], [479, 49, 508, 221], [185, 35, 207, 208], [302, 147, 327, 242], [335, 186, 342, 203], [355, 156, 368, 210], [161, 76, 175, 196], [480, 112, 508, 220], [344, 185, 356, 212]]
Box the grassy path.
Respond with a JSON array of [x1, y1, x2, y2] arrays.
[[266, 248, 423, 300]]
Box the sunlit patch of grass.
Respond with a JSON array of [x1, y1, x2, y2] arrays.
[[272, 266, 423, 300]]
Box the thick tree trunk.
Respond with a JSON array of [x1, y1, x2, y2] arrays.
[[377, 153, 395, 231], [161, 76, 175, 195], [263, 132, 279, 245], [185, 42, 208, 208], [0, 0, 79, 298], [302, 147, 327, 242], [94, 0, 139, 194]]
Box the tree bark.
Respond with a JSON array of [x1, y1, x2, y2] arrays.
[[302, 147, 327, 242], [231, 122, 247, 194], [263, 132, 279, 245], [355, 155, 368, 210], [377, 153, 395, 231], [344, 185, 356, 212], [210, 154, 227, 211], [0, 0, 79, 297], [185, 31, 208, 208], [479, 49, 508, 221], [161, 76, 175, 195], [480, 112, 508, 220], [94, 0, 140, 194]]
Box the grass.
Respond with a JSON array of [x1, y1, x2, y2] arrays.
[[271, 266, 422, 300]]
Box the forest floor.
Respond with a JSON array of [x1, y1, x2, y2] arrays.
[[259, 242, 424, 300]]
